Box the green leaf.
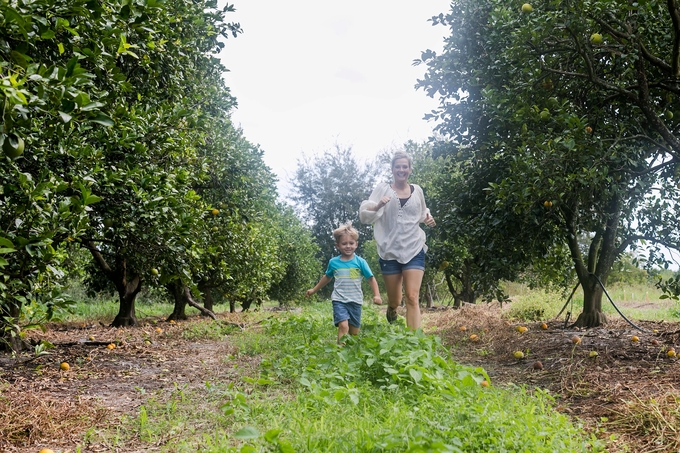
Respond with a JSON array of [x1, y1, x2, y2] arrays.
[[90, 114, 114, 127], [81, 102, 104, 112], [84, 195, 102, 205], [233, 426, 260, 440], [58, 111, 72, 123], [263, 429, 281, 443]]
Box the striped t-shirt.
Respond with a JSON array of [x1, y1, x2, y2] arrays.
[[325, 255, 374, 305]]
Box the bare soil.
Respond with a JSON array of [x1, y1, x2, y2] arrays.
[[2, 304, 679, 452], [0, 314, 260, 453]]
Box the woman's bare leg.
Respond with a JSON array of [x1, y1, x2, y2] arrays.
[[382, 273, 403, 323], [402, 269, 424, 330], [382, 273, 403, 309]]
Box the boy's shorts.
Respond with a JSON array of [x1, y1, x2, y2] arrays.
[[332, 301, 362, 328], [379, 248, 426, 275]]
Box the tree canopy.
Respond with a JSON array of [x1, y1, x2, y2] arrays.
[[1, 0, 319, 349], [290, 145, 378, 265], [416, 0, 680, 326]]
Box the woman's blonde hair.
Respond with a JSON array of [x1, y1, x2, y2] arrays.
[[391, 151, 413, 169], [333, 221, 359, 242]]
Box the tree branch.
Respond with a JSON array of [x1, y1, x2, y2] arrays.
[[183, 286, 217, 320], [86, 240, 113, 275], [620, 235, 680, 256], [668, 0, 680, 76]]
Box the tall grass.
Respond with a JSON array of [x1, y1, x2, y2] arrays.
[[504, 281, 679, 322]]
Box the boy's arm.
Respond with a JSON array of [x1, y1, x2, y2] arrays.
[[367, 276, 382, 305], [305, 275, 332, 297]]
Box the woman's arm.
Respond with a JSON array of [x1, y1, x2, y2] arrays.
[[359, 183, 390, 224], [415, 185, 436, 227]]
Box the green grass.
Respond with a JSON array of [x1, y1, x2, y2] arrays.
[[505, 281, 679, 322], [96, 303, 604, 453]]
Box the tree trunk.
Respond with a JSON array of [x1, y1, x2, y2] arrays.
[[167, 281, 188, 321], [445, 274, 462, 308], [87, 241, 142, 327], [201, 284, 214, 313], [229, 300, 236, 313], [573, 276, 608, 328], [111, 274, 142, 327], [0, 300, 29, 352], [422, 283, 433, 308]]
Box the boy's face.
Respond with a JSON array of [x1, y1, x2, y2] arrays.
[[336, 234, 358, 258]]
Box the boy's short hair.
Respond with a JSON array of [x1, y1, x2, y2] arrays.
[[333, 222, 359, 242]]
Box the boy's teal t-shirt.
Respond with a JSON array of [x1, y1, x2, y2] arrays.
[[324, 255, 374, 304]]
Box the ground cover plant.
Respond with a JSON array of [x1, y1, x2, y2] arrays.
[[0, 301, 610, 452]]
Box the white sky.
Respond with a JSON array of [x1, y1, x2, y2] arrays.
[[219, 1, 450, 199]]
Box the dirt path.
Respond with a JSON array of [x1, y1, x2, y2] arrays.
[[0, 315, 258, 453]]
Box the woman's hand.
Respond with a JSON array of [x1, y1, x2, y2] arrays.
[[424, 213, 436, 227], [370, 196, 391, 211], [376, 196, 391, 210]]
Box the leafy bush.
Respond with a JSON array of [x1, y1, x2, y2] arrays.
[[506, 290, 563, 321]]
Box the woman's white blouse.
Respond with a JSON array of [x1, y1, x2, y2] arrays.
[[359, 182, 430, 264]]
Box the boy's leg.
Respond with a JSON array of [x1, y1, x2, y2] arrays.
[[346, 302, 362, 335], [333, 301, 351, 343], [337, 320, 350, 342]]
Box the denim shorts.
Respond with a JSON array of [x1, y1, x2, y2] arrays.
[[332, 301, 362, 328], [379, 248, 426, 275]]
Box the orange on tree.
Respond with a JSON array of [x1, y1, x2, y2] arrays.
[[2, 132, 25, 158]]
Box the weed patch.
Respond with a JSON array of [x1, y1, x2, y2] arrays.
[[201, 304, 603, 452]]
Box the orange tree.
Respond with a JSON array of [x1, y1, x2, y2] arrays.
[[417, 0, 680, 326], [1, 0, 292, 339], [71, 0, 245, 327], [0, 0, 119, 349]]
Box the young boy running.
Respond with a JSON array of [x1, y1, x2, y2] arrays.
[[306, 222, 382, 343]]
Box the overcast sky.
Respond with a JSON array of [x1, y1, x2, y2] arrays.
[[219, 1, 450, 199]]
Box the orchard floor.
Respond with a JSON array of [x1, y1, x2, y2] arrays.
[[425, 302, 680, 453], [1, 304, 679, 453]]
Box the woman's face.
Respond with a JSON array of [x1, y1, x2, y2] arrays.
[[392, 158, 411, 183]]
